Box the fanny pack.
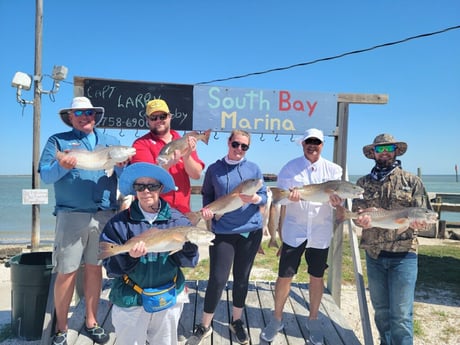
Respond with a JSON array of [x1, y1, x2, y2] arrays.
[[123, 274, 177, 313]]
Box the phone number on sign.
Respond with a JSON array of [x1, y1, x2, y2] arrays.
[[98, 117, 148, 128]]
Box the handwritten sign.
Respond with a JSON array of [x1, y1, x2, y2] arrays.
[[81, 78, 194, 130], [76, 76, 338, 135], [22, 189, 48, 205], [193, 86, 337, 135]]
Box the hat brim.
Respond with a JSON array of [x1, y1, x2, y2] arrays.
[[59, 107, 105, 127], [119, 163, 176, 196], [363, 141, 408, 159]]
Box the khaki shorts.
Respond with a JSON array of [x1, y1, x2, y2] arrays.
[[53, 210, 115, 274]]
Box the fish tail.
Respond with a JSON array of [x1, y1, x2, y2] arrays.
[[201, 129, 211, 145], [268, 238, 280, 248], [98, 241, 119, 260], [186, 211, 202, 226], [335, 205, 357, 224], [270, 188, 285, 204]]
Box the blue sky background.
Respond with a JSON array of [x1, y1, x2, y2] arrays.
[[1, 1, 459, 177]]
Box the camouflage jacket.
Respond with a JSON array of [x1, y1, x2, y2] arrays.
[[352, 167, 428, 259]]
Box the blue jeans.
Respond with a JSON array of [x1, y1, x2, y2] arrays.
[[366, 252, 417, 345]]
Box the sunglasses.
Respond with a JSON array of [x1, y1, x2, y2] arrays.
[[374, 144, 396, 154], [73, 110, 95, 117], [147, 113, 168, 122], [304, 138, 322, 145], [231, 141, 249, 151], [133, 183, 162, 192]]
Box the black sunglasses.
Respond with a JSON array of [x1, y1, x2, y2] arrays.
[[147, 113, 168, 122], [303, 138, 322, 146], [133, 183, 162, 192], [231, 141, 249, 151]]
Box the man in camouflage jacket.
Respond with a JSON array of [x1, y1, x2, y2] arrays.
[[351, 133, 429, 345]]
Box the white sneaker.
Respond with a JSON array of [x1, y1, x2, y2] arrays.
[[260, 317, 284, 342]]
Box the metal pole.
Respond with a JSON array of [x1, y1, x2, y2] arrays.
[[31, 0, 43, 251]]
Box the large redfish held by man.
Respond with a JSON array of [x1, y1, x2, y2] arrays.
[[270, 180, 364, 205], [157, 129, 211, 167]]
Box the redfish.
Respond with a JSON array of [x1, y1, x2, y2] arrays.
[[98, 226, 215, 260], [270, 180, 364, 205], [157, 129, 211, 167]]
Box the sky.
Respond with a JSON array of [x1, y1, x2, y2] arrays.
[[1, 0, 459, 178]]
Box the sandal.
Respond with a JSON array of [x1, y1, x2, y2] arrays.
[[84, 323, 109, 344]]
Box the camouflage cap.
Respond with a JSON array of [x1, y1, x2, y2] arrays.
[[363, 133, 408, 159]]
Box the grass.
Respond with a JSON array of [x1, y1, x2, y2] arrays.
[[184, 237, 460, 299], [0, 324, 13, 342]]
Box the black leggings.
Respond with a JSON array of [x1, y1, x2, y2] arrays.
[[203, 229, 263, 313]]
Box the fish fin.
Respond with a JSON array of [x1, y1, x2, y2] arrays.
[[215, 214, 223, 221], [396, 225, 410, 235], [395, 218, 408, 225], [186, 212, 202, 226], [98, 241, 119, 260], [105, 168, 114, 177], [168, 248, 182, 255]]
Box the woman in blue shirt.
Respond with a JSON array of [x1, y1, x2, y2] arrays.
[[186, 129, 267, 345]]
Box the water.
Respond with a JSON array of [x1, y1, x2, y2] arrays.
[[1, 175, 459, 244]]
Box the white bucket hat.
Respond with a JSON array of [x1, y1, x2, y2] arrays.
[[59, 97, 104, 127]]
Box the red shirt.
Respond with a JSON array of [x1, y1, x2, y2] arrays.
[[131, 129, 205, 213]]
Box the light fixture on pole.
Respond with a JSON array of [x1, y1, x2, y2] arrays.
[[11, 65, 68, 104], [11, 61, 68, 251]]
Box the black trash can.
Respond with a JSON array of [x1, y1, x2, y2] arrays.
[[5, 251, 53, 340]]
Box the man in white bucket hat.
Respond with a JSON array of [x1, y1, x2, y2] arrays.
[[39, 96, 130, 345]]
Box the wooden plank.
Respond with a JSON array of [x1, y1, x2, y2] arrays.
[[195, 280, 212, 345], [337, 93, 388, 104], [347, 221, 374, 345], [74, 279, 113, 345], [244, 281, 264, 343], [178, 280, 198, 343], [286, 282, 309, 342], [320, 291, 361, 345], [212, 281, 231, 345], [257, 281, 287, 345], [65, 279, 364, 344]]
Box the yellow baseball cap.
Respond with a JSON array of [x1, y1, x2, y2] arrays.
[[146, 99, 170, 116]]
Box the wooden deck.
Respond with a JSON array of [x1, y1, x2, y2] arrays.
[[41, 279, 361, 345]]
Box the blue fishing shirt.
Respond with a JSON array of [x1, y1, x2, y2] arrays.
[[39, 128, 123, 214]]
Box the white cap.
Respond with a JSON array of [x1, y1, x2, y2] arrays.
[[299, 128, 324, 143]]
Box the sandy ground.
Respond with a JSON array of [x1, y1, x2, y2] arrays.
[[0, 238, 459, 344]]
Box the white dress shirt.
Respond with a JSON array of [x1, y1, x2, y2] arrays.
[[277, 156, 342, 249]]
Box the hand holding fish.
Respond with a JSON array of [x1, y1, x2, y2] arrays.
[[409, 219, 429, 230], [57, 150, 77, 169], [129, 240, 148, 258], [157, 129, 211, 168], [200, 207, 214, 221], [329, 194, 343, 207], [288, 188, 302, 202], [348, 207, 378, 229]]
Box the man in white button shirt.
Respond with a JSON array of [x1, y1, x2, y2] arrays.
[[260, 128, 343, 345]]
